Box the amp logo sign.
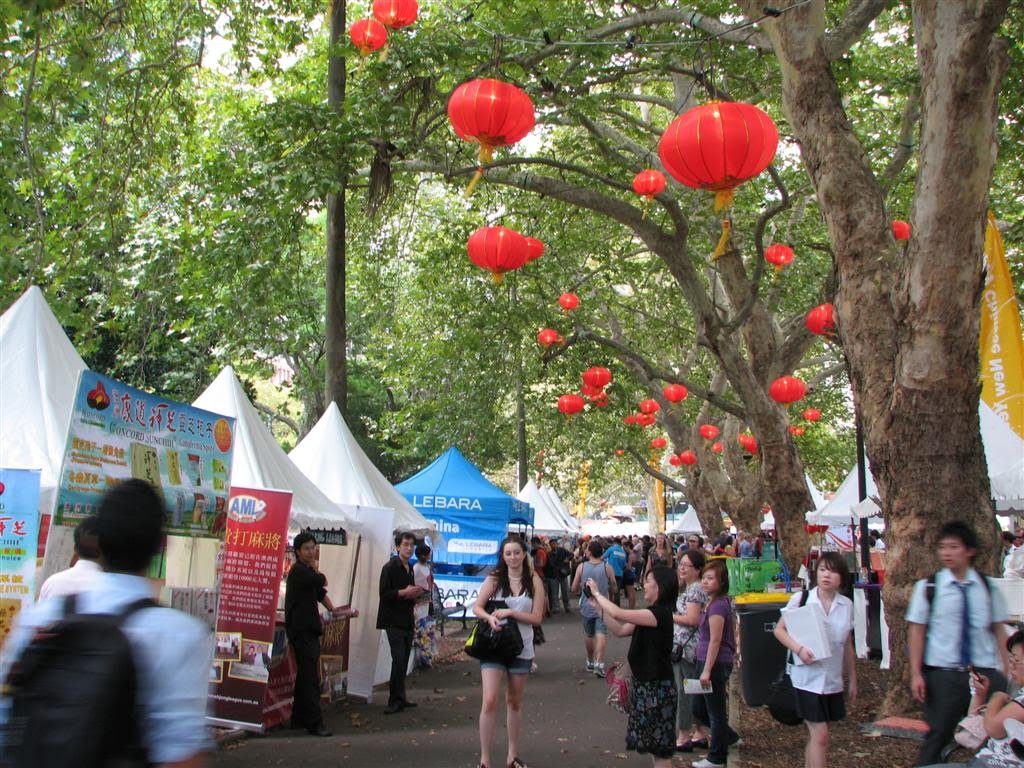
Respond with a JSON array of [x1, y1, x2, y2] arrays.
[[227, 494, 267, 523]]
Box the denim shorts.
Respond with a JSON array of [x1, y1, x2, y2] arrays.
[[480, 656, 532, 674], [582, 614, 607, 637]]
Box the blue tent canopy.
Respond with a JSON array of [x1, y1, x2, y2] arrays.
[[396, 447, 534, 566]]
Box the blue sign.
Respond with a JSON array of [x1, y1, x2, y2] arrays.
[[423, 504, 506, 566], [0, 468, 41, 638]]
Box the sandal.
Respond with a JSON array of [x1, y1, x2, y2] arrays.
[[508, 759, 529, 768]]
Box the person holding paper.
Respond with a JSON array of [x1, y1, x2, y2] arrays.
[[773, 552, 857, 768]]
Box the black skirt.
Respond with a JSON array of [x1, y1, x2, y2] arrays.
[[794, 688, 846, 723]]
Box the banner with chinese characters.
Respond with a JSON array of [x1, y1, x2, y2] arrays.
[[209, 486, 291, 731], [0, 469, 41, 646], [54, 371, 235, 538]]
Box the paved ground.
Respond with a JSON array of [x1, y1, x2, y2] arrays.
[[212, 606, 713, 768]]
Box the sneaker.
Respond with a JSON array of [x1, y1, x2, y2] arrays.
[[585, 659, 595, 672], [691, 759, 725, 768], [593, 662, 606, 678]]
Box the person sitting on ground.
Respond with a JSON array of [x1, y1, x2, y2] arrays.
[[37, 515, 102, 600]]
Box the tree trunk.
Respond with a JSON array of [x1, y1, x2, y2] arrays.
[[747, 0, 1010, 715], [324, 0, 348, 415]]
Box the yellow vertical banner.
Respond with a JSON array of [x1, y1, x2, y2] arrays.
[[981, 212, 1024, 439], [654, 477, 665, 531]]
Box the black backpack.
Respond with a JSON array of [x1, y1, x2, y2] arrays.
[[2, 594, 156, 768]]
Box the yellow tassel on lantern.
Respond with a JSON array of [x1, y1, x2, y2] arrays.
[[711, 220, 732, 261], [464, 143, 495, 197], [713, 188, 735, 212], [641, 197, 651, 220]]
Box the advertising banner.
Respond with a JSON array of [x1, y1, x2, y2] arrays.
[[54, 371, 235, 538], [0, 469, 41, 646], [421, 510, 505, 566], [209, 486, 292, 731], [434, 572, 488, 612]]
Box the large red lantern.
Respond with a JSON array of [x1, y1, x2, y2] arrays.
[[466, 226, 530, 284], [558, 292, 579, 312], [638, 399, 660, 415], [699, 424, 720, 440], [557, 394, 585, 417], [525, 237, 545, 263], [737, 434, 758, 453], [892, 220, 911, 241], [803, 408, 821, 422], [658, 101, 778, 211], [349, 18, 388, 56], [537, 328, 561, 347], [447, 79, 536, 194], [669, 453, 683, 467], [650, 437, 667, 450], [663, 383, 688, 404], [679, 450, 698, 466], [582, 367, 612, 390], [769, 376, 807, 405], [805, 303, 836, 336], [764, 244, 795, 273], [372, 0, 417, 28]]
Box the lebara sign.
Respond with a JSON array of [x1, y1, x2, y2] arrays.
[[413, 498, 505, 567], [411, 495, 483, 512]]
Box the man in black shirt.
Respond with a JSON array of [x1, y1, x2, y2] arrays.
[[285, 531, 358, 737], [376, 531, 425, 714]]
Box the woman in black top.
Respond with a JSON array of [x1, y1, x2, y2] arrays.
[[588, 566, 678, 767]]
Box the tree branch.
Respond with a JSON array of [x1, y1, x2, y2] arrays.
[[825, 0, 896, 60]]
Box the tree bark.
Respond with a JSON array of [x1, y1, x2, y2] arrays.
[[324, 0, 348, 415]]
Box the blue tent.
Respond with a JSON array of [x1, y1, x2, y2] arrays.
[[396, 447, 534, 566]]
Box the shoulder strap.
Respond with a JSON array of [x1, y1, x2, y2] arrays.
[[117, 598, 158, 625], [799, 589, 809, 607]]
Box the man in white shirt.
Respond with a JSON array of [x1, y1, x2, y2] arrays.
[[37, 516, 102, 600]]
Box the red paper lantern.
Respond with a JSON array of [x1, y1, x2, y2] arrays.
[[678, 450, 698, 466], [615, 448, 625, 456], [650, 437, 667, 450], [537, 328, 561, 347], [623, 414, 637, 426], [581, 384, 603, 398], [632, 169, 667, 199], [636, 413, 656, 427], [805, 303, 836, 336], [557, 394, 585, 417], [711, 441, 723, 454], [591, 393, 610, 408], [525, 237, 545, 262], [663, 383, 688, 403], [372, 0, 418, 28], [789, 425, 806, 436], [448, 79, 535, 193], [892, 220, 911, 241], [769, 376, 807, 405], [737, 434, 758, 453], [669, 453, 683, 467], [658, 101, 778, 211], [349, 18, 388, 56], [582, 366, 612, 390], [803, 408, 821, 422], [558, 292, 580, 312], [764, 244, 795, 273], [466, 226, 530, 284], [639, 399, 660, 415], [699, 424, 720, 440]]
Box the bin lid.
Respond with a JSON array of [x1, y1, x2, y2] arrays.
[[734, 592, 793, 605]]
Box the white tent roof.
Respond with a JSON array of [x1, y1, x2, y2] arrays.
[[541, 484, 579, 532], [666, 506, 703, 535], [289, 403, 433, 534], [0, 286, 87, 515], [193, 367, 361, 533], [518, 479, 572, 535]]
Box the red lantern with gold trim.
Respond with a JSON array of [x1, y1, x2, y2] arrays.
[[650, 437, 667, 450], [372, 0, 417, 28], [764, 244, 795, 273], [349, 18, 388, 56], [663, 383, 688, 404], [805, 303, 836, 336], [737, 434, 758, 453], [466, 225, 530, 284], [658, 101, 778, 211], [537, 328, 561, 347], [669, 453, 683, 467], [679, 450, 698, 466], [558, 292, 579, 312], [803, 408, 821, 423], [582, 367, 612, 390], [525, 237, 545, 263], [769, 376, 807, 405], [557, 394, 585, 417], [639, 399, 660, 415], [699, 424, 720, 440], [636, 413, 656, 427]]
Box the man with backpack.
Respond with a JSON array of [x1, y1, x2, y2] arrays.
[[906, 520, 1010, 766], [547, 539, 572, 614], [1, 479, 214, 768]]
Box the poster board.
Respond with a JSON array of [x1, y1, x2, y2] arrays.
[[0, 469, 41, 647]]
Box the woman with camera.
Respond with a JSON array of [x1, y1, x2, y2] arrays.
[[587, 566, 679, 768], [472, 536, 545, 768]]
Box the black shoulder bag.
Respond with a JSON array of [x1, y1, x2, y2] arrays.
[[767, 589, 809, 726], [464, 600, 524, 663]]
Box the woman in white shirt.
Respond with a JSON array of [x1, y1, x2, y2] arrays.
[[774, 552, 858, 768]]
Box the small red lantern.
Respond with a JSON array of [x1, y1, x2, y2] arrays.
[[769, 376, 807, 405], [582, 367, 612, 390], [669, 453, 683, 467], [466, 226, 530, 284], [558, 292, 580, 312], [711, 441, 723, 454], [623, 414, 637, 426], [803, 408, 821, 423], [789, 425, 806, 436], [892, 220, 911, 241], [615, 448, 625, 457], [658, 101, 778, 211], [679, 450, 698, 466], [525, 237, 545, 263], [581, 384, 603, 398], [663, 383, 688, 403], [448, 79, 536, 194], [764, 244, 795, 273], [537, 328, 561, 347], [699, 424, 720, 440], [372, 0, 418, 28], [805, 303, 836, 336], [349, 18, 388, 56], [650, 437, 667, 450], [737, 434, 758, 453], [591, 393, 610, 408], [636, 413, 656, 427], [557, 394, 585, 417], [632, 169, 667, 199], [639, 399, 660, 415]]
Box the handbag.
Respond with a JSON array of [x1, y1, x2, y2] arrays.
[[605, 661, 633, 714], [464, 601, 524, 663], [533, 624, 546, 646], [954, 710, 988, 750], [767, 668, 803, 726]]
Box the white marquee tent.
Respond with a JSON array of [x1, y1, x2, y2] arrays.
[[541, 484, 579, 534], [666, 506, 703, 535], [518, 479, 573, 536]]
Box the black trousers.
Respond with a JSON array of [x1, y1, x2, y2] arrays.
[[915, 666, 1008, 766], [290, 633, 323, 729], [693, 661, 739, 765], [386, 627, 414, 705]]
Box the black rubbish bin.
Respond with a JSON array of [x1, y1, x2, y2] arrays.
[[737, 604, 788, 707]]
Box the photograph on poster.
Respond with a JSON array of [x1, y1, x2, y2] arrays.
[[214, 631, 241, 661], [210, 662, 223, 683], [320, 655, 347, 701], [227, 638, 271, 682]]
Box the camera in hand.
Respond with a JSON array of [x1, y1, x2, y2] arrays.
[[583, 583, 594, 599]]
